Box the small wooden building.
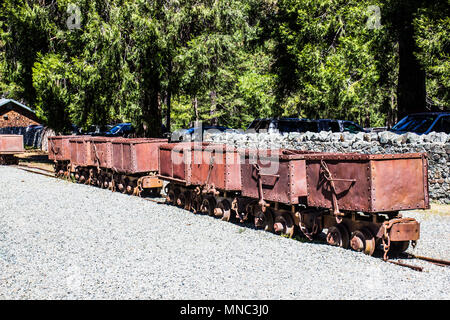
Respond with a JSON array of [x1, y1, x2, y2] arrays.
[[0, 98, 40, 128]]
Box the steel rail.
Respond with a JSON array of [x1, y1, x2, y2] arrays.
[[12, 165, 58, 179]]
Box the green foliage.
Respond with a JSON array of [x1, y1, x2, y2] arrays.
[[0, 0, 448, 134], [32, 53, 72, 132], [272, 0, 394, 127], [414, 4, 450, 109]]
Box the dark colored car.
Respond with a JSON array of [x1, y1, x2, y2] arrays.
[[247, 118, 366, 134], [390, 112, 450, 135], [317, 119, 367, 133], [64, 124, 82, 135], [105, 123, 135, 137], [83, 124, 112, 136], [26, 124, 44, 130], [170, 125, 236, 142]]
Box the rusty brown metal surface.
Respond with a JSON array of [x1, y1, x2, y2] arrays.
[[371, 156, 429, 212], [240, 149, 315, 204], [90, 137, 115, 168], [69, 136, 92, 167], [158, 142, 201, 184], [48, 136, 76, 161], [159, 142, 244, 191], [0, 134, 24, 154], [111, 138, 167, 174], [141, 175, 163, 189], [189, 143, 242, 191], [305, 153, 429, 213], [406, 254, 450, 267], [388, 220, 420, 241]]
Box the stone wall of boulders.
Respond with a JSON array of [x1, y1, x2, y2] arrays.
[[206, 131, 450, 204]]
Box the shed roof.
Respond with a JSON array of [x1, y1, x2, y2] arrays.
[[0, 98, 36, 114]]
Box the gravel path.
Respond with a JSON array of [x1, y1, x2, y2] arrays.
[[0, 166, 449, 299]]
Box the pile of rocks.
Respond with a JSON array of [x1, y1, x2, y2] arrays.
[[206, 130, 450, 204]]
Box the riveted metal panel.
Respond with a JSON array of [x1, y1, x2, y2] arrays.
[[111, 138, 167, 174], [158, 142, 194, 184], [389, 220, 420, 241], [189, 143, 242, 191], [90, 137, 115, 168], [69, 136, 92, 167], [305, 153, 429, 213], [306, 159, 371, 212], [48, 136, 73, 161], [240, 149, 313, 204], [371, 156, 428, 212], [0, 134, 24, 154], [159, 148, 173, 177]]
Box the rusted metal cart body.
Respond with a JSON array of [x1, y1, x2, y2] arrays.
[[48, 136, 75, 161], [158, 142, 196, 184], [0, 134, 24, 164], [90, 137, 115, 169], [240, 149, 319, 205], [158, 142, 242, 190], [62, 136, 168, 194], [111, 138, 167, 174], [0, 134, 24, 154], [189, 143, 242, 191], [69, 136, 92, 168], [158, 142, 245, 221], [305, 153, 430, 213]]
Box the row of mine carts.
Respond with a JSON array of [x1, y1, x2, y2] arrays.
[[46, 135, 429, 258]]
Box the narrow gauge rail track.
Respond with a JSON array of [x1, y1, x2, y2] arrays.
[[13, 164, 58, 178], [12, 162, 450, 273]]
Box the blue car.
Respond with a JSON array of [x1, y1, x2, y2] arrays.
[[105, 123, 135, 137], [390, 112, 450, 135]]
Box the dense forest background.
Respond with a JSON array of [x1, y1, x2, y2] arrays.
[[0, 0, 448, 136]]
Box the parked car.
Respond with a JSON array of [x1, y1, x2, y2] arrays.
[[104, 123, 135, 137], [170, 125, 236, 142], [26, 124, 44, 130], [83, 125, 112, 136], [317, 119, 367, 133], [246, 118, 366, 134], [64, 124, 82, 135], [366, 127, 388, 133], [390, 112, 450, 135]]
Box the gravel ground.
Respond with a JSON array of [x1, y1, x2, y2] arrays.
[[0, 166, 449, 300]]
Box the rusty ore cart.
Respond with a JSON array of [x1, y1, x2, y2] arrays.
[[49, 135, 168, 195], [0, 134, 24, 165], [159, 144, 428, 258]]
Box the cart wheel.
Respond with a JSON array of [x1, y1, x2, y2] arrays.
[[166, 190, 176, 204], [350, 228, 376, 256], [253, 206, 274, 232], [273, 213, 295, 238], [176, 191, 186, 208], [326, 224, 350, 249], [389, 241, 410, 256], [200, 196, 216, 216], [214, 200, 232, 221], [191, 194, 202, 214]]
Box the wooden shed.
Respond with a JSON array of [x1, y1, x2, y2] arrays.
[[0, 98, 40, 128]]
